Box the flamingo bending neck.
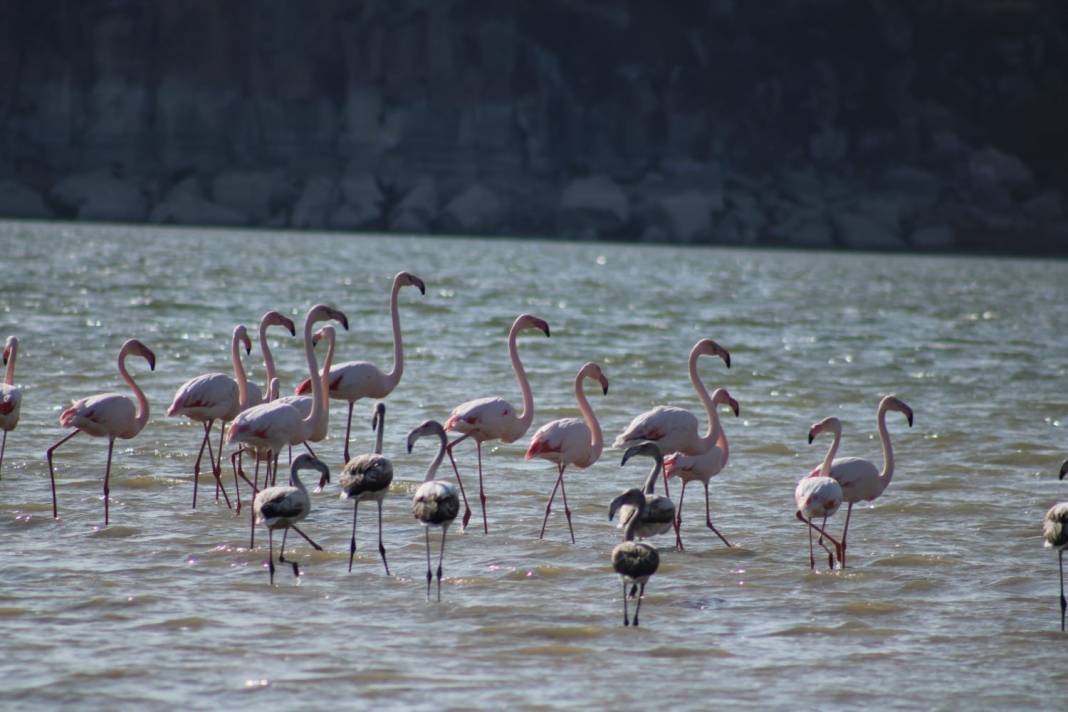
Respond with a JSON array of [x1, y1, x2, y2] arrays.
[[687, 339, 730, 452], [574, 363, 605, 466]]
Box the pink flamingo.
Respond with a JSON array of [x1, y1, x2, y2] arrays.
[[1043, 463, 1068, 631], [227, 304, 347, 540], [167, 324, 260, 510], [46, 339, 156, 525], [275, 323, 337, 471], [525, 362, 609, 543], [444, 313, 551, 533], [229, 310, 296, 497], [662, 387, 739, 550], [820, 395, 913, 567], [295, 271, 425, 462], [613, 339, 732, 499], [795, 416, 845, 570], [0, 336, 21, 480]]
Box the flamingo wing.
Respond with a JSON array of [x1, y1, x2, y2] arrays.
[[61, 393, 136, 437], [412, 480, 460, 525], [526, 418, 591, 465], [0, 383, 21, 424], [254, 486, 306, 523], [612, 405, 698, 453], [828, 457, 881, 501], [167, 373, 239, 419], [339, 454, 394, 498], [445, 396, 516, 438]]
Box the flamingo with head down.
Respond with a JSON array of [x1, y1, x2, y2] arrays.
[[295, 271, 425, 462], [0, 336, 21, 480], [613, 339, 731, 501], [663, 387, 740, 550], [444, 313, 551, 533], [46, 339, 156, 525], [525, 362, 609, 543]]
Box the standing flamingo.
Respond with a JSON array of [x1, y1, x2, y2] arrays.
[[822, 395, 914, 567], [609, 488, 660, 627], [444, 313, 550, 533], [796, 416, 845, 570], [408, 419, 460, 602], [0, 336, 21, 480], [613, 338, 731, 502], [295, 271, 425, 462], [228, 304, 348, 519], [275, 324, 338, 471], [662, 387, 739, 550], [46, 339, 156, 524], [338, 402, 393, 574], [167, 324, 258, 510], [253, 453, 330, 584], [525, 362, 609, 543], [1044, 463, 1068, 631]]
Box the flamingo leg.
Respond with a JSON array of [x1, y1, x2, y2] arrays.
[[558, 467, 575, 544], [675, 480, 687, 551], [302, 441, 318, 460], [279, 528, 299, 577], [103, 437, 115, 526], [343, 401, 354, 463], [0, 429, 7, 480], [839, 502, 854, 568], [291, 524, 323, 551], [816, 515, 835, 569], [191, 420, 211, 509], [445, 434, 473, 530], [807, 524, 815, 569], [377, 499, 390, 575], [1060, 549, 1065, 632], [267, 528, 276, 584], [205, 422, 232, 510], [204, 420, 219, 502], [230, 447, 243, 515], [622, 580, 630, 626], [795, 511, 843, 566], [424, 528, 433, 601], [436, 527, 448, 602], [703, 481, 732, 548], [662, 470, 671, 499], [46, 429, 80, 519], [476, 440, 488, 534], [633, 582, 647, 627], [348, 502, 359, 572], [538, 465, 563, 540]]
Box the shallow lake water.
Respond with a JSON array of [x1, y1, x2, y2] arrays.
[[0, 220, 1066, 709]]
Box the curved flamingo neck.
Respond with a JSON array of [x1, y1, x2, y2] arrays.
[[318, 331, 336, 410], [374, 412, 385, 455], [288, 467, 308, 491], [383, 278, 405, 390], [230, 329, 250, 407], [509, 323, 535, 433], [4, 338, 16, 385], [876, 403, 895, 493], [688, 350, 720, 451], [642, 459, 663, 495], [717, 418, 730, 465], [423, 429, 447, 482], [119, 348, 149, 432], [574, 369, 602, 465], [301, 315, 325, 439], [260, 319, 279, 400], [819, 427, 841, 477]]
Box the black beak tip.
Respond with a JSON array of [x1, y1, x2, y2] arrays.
[[602, 385, 609, 396], [808, 433, 814, 444]]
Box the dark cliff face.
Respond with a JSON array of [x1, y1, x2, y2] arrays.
[[1, 0, 1066, 252]]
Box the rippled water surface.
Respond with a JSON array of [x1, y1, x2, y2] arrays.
[[1, 220, 1067, 709]]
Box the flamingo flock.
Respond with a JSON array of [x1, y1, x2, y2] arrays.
[[3, 266, 1064, 632]]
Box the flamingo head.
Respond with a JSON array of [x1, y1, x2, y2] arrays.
[[261, 310, 297, 337], [692, 338, 731, 369], [292, 453, 330, 489], [407, 419, 447, 453], [1060, 460, 1067, 481], [580, 362, 609, 395], [514, 313, 550, 338], [307, 304, 349, 331], [712, 387, 740, 416], [372, 402, 386, 431], [397, 271, 426, 295], [621, 441, 663, 468], [609, 488, 645, 522], [122, 339, 156, 371], [808, 416, 841, 444], [234, 325, 252, 355], [882, 395, 914, 427], [1, 336, 12, 365], [312, 325, 335, 348]]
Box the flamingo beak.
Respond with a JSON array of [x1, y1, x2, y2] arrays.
[[1060, 460, 1067, 481], [407, 435, 415, 454], [145, 350, 156, 371], [537, 319, 551, 337], [241, 333, 252, 356], [729, 397, 740, 416], [905, 407, 914, 427], [333, 309, 350, 330], [600, 376, 609, 396], [412, 275, 426, 295], [283, 317, 296, 336], [808, 427, 817, 444], [2, 348, 7, 366]]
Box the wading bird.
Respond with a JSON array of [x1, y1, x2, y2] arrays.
[[339, 402, 393, 574], [796, 417, 845, 570], [1043, 462, 1068, 631], [821, 395, 913, 567], [254, 453, 330, 584], [615, 442, 678, 545], [0, 336, 21, 479], [525, 362, 609, 543], [408, 419, 460, 602], [46, 339, 156, 525], [662, 387, 739, 550], [444, 313, 550, 533], [609, 488, 660, 627], [296, 271, 425, 462]]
